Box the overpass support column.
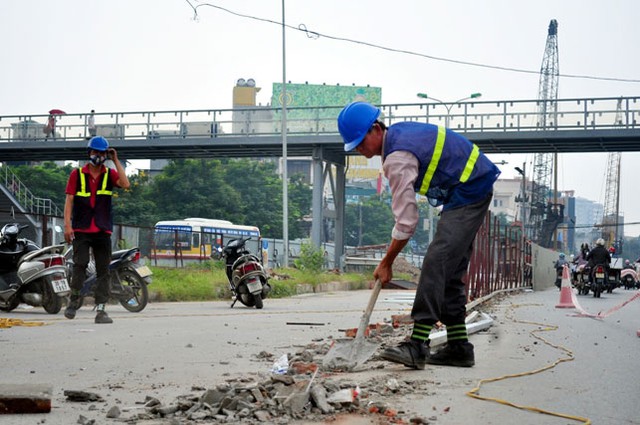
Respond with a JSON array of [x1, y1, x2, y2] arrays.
[[334, 162, 345, 270], [311, 148, 324, 248]]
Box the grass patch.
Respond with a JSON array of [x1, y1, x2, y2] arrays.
[[147, 260, 375, 302]]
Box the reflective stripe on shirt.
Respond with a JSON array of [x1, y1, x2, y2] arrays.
[[418, 125, 446, 195], [418, 125, 481, 193]]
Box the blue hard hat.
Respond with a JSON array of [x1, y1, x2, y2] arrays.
[[559, 253, 565, 258], [87, 136, 109, 152], [337, 102, 381, 152]]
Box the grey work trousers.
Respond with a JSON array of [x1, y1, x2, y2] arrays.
[[411, 193, 492, 326]]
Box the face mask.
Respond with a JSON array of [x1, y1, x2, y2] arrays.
[[89, 154, 106, 166]]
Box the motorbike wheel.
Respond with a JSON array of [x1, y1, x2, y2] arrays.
[[253, 293, 263, 309], [0, 296, 20, 312], [594, 284, 602, 298], [42, 281, 62, 314], [236, 288, 263, 309], [117, 270, 149, 313]]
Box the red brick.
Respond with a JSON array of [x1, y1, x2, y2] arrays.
[[0, 384, 52, 414]]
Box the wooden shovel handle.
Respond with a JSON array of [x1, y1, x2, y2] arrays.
[[355, 279, 382, 340]]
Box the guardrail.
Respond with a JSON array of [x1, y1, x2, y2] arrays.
[[2, 96, 639, 143], [0, 165, 63, 216]]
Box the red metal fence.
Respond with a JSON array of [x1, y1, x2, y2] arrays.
[[467, 213, 532, 300]]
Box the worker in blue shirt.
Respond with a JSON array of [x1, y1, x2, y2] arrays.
[[338, 101, 500, 369]]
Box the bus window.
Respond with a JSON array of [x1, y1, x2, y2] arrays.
[[154, 226, 192, 250], [192, 232, 200, 248]]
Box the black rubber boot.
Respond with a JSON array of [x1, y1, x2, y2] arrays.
[[381, 339, 429, 370], [426, 342, 475, 367]]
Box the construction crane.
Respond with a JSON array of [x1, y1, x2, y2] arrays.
[[600, 98, 623, 252], [531, 19, 563, 248]]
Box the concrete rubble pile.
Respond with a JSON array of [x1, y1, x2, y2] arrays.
[[63, 303, 495, 424], [66, 340, 435, 424]]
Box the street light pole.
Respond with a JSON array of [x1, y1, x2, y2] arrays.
[[281, 0, 289, 267], [515, 163, 527, 285], [416, 92, 482, 127]]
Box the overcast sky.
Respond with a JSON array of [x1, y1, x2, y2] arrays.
[[1, 0, 639, 237]]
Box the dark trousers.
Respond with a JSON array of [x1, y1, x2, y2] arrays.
[[71, 232, 112, 305], [411, 194, 492, 326]]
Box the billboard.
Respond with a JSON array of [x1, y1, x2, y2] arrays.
[[270, 83, 382, 133]]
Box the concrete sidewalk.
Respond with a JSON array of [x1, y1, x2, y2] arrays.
[[1, 287, 638, 424]]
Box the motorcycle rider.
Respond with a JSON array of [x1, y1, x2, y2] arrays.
[[554, 253, 567, 269], [586, 238, 611, 283], [554, 253, 567, 289], [63, 136, 130, 323]]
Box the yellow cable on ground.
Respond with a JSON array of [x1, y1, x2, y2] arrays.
[[0, 317, 47, 329], [465, 303, 591, 425]]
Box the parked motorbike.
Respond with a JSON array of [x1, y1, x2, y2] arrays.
[[620, 268, 638, 290], [213, 237, 271, 309], [591, 264, 607, 298], [64, 246, 152, 312], [0, 223, 70, 314]]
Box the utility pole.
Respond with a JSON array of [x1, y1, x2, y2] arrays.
[[280, 0, 289, 267], [515, 163, 527, 285]]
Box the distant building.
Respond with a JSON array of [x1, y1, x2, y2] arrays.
[[574, 197, 604, 247], [491, 178, 522, 221]]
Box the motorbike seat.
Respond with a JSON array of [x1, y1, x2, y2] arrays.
[[111, 249, 134, 261]]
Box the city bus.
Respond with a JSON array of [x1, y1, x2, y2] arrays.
[[152, 218, 262, 264]]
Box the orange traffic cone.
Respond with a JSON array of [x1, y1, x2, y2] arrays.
[[555, 264, 575, 309]]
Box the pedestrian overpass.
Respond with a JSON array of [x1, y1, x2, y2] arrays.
[[2, 96, 640, 267]]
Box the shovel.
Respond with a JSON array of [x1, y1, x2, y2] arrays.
[[322, 279, 382, 371]]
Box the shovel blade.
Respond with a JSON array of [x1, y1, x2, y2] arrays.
[[322, 337, 380, 371]]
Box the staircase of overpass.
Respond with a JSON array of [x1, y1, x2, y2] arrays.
[[0, 165, 63, 243]]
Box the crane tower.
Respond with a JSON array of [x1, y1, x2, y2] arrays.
[[531, 19, 561, 248], [601, 98, 623, 251]]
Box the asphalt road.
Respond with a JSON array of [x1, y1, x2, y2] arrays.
[[1, 287, 639, 424]]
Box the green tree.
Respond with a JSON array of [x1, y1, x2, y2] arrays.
[[287, 173, 313, 239], [221, 159, 282, 237], [10, 162, 73, 208], [148, 159, 242, 222], [345, 195, 394, 246], [113, 170, 158, 227], [6, 158, 314, 242]]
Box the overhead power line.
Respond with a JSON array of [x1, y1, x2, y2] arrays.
[[185, 0, 640, 84]]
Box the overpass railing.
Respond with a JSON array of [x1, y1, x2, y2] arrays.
[[1, 96, 639, 143]]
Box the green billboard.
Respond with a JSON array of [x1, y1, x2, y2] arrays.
[[271, 83, 382, 133]]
